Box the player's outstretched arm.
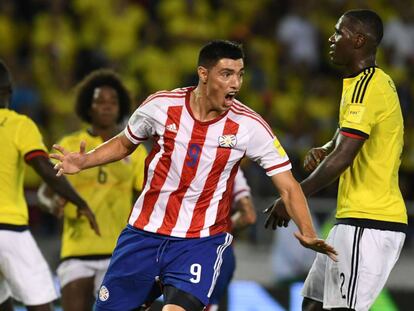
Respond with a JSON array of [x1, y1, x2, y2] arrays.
[[50, 132, 136, 176], [266, 170, 337, 261], [28, 155, 100, 236]]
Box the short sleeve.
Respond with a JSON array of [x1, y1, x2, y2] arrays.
[[340, 83, 382, 139], [245, 121, 291, 176], [16, 116, 47, 157], [124, 106, 154, 144]]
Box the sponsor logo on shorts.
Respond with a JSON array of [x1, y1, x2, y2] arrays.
[[99, 285, 109, 301]]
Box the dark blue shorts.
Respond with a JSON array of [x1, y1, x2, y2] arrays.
[[208, 244, 235, 305], [95, 225, 233, 310]]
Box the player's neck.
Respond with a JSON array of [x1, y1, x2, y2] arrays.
[[89, 125, 119, 141], [190, 87, 223, 122], [346, 55, 376, 77]]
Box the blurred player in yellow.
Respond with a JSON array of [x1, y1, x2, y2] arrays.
[[0, 61, 99, 311], [38, 69, 147, 311]]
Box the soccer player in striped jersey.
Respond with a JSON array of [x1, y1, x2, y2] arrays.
[[38, 70, 147, 311], [51, 40, 336, 311], [0, 61, 98, 311], [265, 10, 407, 311]]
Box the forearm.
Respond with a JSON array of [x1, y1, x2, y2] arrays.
[[82, 134, 134, 170], [280, 182, 316, 237], [31, 158, 86, 207], [322, 129, 339, 153], [231, 196, 256, 231], [301, 154, 347, 196]]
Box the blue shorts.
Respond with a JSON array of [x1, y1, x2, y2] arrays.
[[95, 225, 233, 310], [208, 244, 235, 305]]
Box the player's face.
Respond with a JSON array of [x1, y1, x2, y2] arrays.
[[90, 86, 120, 128], [328, 16, 355, 65], [204, 58, 244, 112]]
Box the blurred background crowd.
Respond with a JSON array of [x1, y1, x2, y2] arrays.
[[1, 0, 414, 297]]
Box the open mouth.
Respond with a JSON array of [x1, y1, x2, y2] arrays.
[[224, 92, 237, 104]]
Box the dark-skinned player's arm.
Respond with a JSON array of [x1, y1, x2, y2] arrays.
[[264, 132, 365, 228], [26, 153, 100, 236], [50, 132, 137, 176]]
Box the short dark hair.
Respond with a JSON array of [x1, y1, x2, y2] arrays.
[[344, 9, 383, 46], [198, 40, 244, 68], [75, 69, 131, 124]]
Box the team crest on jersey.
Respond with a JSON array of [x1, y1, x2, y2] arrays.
[[99, 285, 109, 301], [218, 135, 237, 148]]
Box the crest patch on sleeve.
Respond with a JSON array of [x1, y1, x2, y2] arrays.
[[273, 138, 287, 157], [345, 105, 365, 124]]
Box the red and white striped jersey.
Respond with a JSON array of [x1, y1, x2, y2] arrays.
[[124, 87, 291, 238]]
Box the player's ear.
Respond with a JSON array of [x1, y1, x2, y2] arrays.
[[354, 33, 366, 49], [197, 66, 208, 84]]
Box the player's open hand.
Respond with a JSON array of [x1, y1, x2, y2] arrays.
[[50, 141, 87, 176], [76, 203, 101, 236], [303, 147, 328, 172], [294, 232, 338, 261], [263, 198, 291, 229]]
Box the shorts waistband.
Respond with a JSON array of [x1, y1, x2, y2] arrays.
[[336, 218, 407, 233], [126, 224, 187, 241], [0, 223, 29, 232], [60, 254, 112, 263]]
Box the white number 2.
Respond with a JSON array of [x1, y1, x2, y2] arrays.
[[190, 263, 202, 283]]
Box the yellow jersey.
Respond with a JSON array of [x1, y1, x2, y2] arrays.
[[0, 108, 47, 226], [337, 67, 407, 228], [59, 130, 147, 259]]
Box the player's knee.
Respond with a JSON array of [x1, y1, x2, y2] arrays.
[[163, 285, 204, 311]]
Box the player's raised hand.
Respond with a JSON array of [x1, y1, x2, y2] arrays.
[[76, 202, 101, 236], [303, 147, 328, 172], [50, 141, 87, 176], [263, 198, 291, 229], [294, 232, 338, 261]]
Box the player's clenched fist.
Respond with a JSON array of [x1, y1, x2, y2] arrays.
[[303, 147, 328, 172]]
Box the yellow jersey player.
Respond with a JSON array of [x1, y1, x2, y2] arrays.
[[265, 9, 407, 311], [0, 61, 98, 311], [38, 69, 147, 311]]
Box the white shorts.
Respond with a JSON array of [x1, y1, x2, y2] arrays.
[[0, 230, 58, 305], [57, 258, 110, 297], [302, 224, 405, 311]]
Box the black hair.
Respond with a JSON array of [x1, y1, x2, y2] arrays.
[[198, 40, 244, 68], [75, 69, 131, 124], [344, 9, 383, 46], [0, 60, 12, 89]]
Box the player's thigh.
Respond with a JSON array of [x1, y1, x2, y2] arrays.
[[163, 233, 233, 307], [95, 227, 163, 310], [0, 230, 58, 306], [301, 226, 335, 303], [324, 225, 405, 311], [61, 276, 95, 311]]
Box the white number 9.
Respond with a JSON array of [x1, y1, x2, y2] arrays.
[[190, 263, 202, 283]]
